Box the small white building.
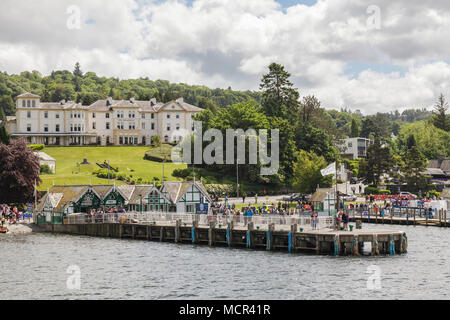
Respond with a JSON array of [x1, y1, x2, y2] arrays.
[[161, 181, 212, 213], [35, 151, 56, 173], [336, 137, 374, 160]]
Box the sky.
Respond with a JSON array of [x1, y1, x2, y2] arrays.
[[1, 0, 450, 114]]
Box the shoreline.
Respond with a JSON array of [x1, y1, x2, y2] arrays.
[[0, 221, 47, 235]]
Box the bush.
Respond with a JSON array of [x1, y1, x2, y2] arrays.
[[379, 189, 391, 195], [365, 186, 380, 195], [173, 168, 191, 179], [29, 144, 44, 151], [40, 164, 53, 174]]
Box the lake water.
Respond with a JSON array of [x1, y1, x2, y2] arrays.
[[1, 224, 449, 300]]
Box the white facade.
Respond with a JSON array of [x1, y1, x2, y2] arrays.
[[8, 93, 203, 146], [336, 137, 374, 160]]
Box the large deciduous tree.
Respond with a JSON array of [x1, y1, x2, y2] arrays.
[[292, 150, 332, 194], [0, 139, 41, 204]]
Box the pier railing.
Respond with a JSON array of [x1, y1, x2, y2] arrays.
[[65, 212, 335, 230]]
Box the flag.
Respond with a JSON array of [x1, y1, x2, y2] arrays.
[[321, 162, 336, 177]]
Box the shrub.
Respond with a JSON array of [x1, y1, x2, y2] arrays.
[[379, 189, 391, 195], [365, 186, 380, 195], [29, 144, 45, 151], [40, 164, 53, 174]]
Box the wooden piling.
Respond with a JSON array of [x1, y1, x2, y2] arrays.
[[175, 219, 181, 243], [226, 221, 233, 247], [266, 223, 274, 251], [352, 236, 360, 256], [289, 224, 297, 253], [132, 225, 136, 239], [208, 221, 216, 247], [160, 226, 165, 242], [247, 222, 254, 249], [192, 220, 198, 244]]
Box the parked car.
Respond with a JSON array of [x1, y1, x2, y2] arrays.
[[282, 193, 302, 202], [398, 192, 417, 199], [342, 194, 357, 202]]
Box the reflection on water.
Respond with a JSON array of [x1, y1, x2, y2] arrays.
[[0, 224, 448, 300]]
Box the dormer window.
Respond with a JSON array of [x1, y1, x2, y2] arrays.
[[32, 100, 36, 107], [27, 100, 30, 108], [22, 100, 26, 107]]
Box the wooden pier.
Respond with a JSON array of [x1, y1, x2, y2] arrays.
[[40, 222, 407, 256]]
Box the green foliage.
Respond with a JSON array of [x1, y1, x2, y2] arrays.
[[432, 93, 450, 132], [426, 190, 440, 199], [260, 63, 299, 121], [364, 186, 380, 195], [351, 118, 359, 137], [295, 123, 338, 163], [151, 134, 161, 146], [397, 121, 450, 159], [401, 145, 429, 193], [359, 138, 394, 185], [29, 144, 45, 151], [292, 150, 332, 194], [0, 125, 10, 144], [40, 164, 53, 174]]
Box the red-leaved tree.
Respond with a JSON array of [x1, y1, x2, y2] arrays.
[[0, 139, 41, 204]]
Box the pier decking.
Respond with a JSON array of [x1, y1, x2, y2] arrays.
[[38, 213, 407, 256]]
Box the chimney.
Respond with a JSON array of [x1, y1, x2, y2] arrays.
[[130, 97, 135, 104], [150, 98, 157, 106], [60, 99, 66, 105], [106, 97, 113, 106], [176, 97, 184, 104]]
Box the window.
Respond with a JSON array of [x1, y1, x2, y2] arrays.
[[106, 136, 110, 145], [117, 122, 124, 130], [27, 111, 31, 118], [151, 113, 154, 119], [56, 113, 59, 119], [44, 125, 48, 132], [22, 101, 26, 107], [134, 137, 138, 145], [129, 123, 135, 130], [78, 124, 81, 132], [348, 142, 352, 148], [32, 100, 36, 107], [27, 100, 30, 108], [142, 122, 145, 129], [70, 124, 73, 132], [56, 124, 60, 132], [106, 122, 110, 130], [176, 114, 180, 119], [142, 114, 145, 119], [167, 125, 171, 131], [92, 113, 96, 118], [92, 122, 96, 130], [106, 113, 110, 119], [119, 137, 123, 145], [27, 124, 31, 132], [44, 112, 48, 119], [151, 123, 155, 130], [176, 124, 180, 131], [167, 114, 170, 119]]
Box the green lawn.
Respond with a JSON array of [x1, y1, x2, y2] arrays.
[[38, 146, 186, 191]]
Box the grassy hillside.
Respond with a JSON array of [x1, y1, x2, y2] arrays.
[[38, 146, 186, 191]]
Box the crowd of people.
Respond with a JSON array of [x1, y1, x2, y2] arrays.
[[1, 204, 32, 227]]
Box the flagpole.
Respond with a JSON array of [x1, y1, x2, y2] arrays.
[[335, 161, 339, 214]]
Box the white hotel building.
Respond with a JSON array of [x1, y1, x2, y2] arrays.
[[6, 93, 203, 146]]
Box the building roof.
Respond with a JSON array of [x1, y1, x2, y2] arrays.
[[16, 92, 40, 99], [35, 151, 56, 162], [426, 157, 450, 176], [311, 188, 334, 202], [37, 185, 91, 212], [6, 116, 16, 122], [161, 180, 211, 204], [441, 188, 450, 199]]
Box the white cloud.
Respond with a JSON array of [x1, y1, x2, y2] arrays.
[[0, 0, 450, 113]]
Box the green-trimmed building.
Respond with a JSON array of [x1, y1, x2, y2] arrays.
[[161, 181, 212, 213]]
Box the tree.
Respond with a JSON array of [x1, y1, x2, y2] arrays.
[[292, 150, 332, 194], [0, 95, 15, 115], [0, 125, 10, 144], [432, 93, 449, 132], [73, 62, 83, 77], [259, 63, 299, 121], [359, 138, 394, 185], [295, 123, 338, 163], [351, 118, 359, 137], [401, 145, 429, 193], [0, 139, 41, 203]]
